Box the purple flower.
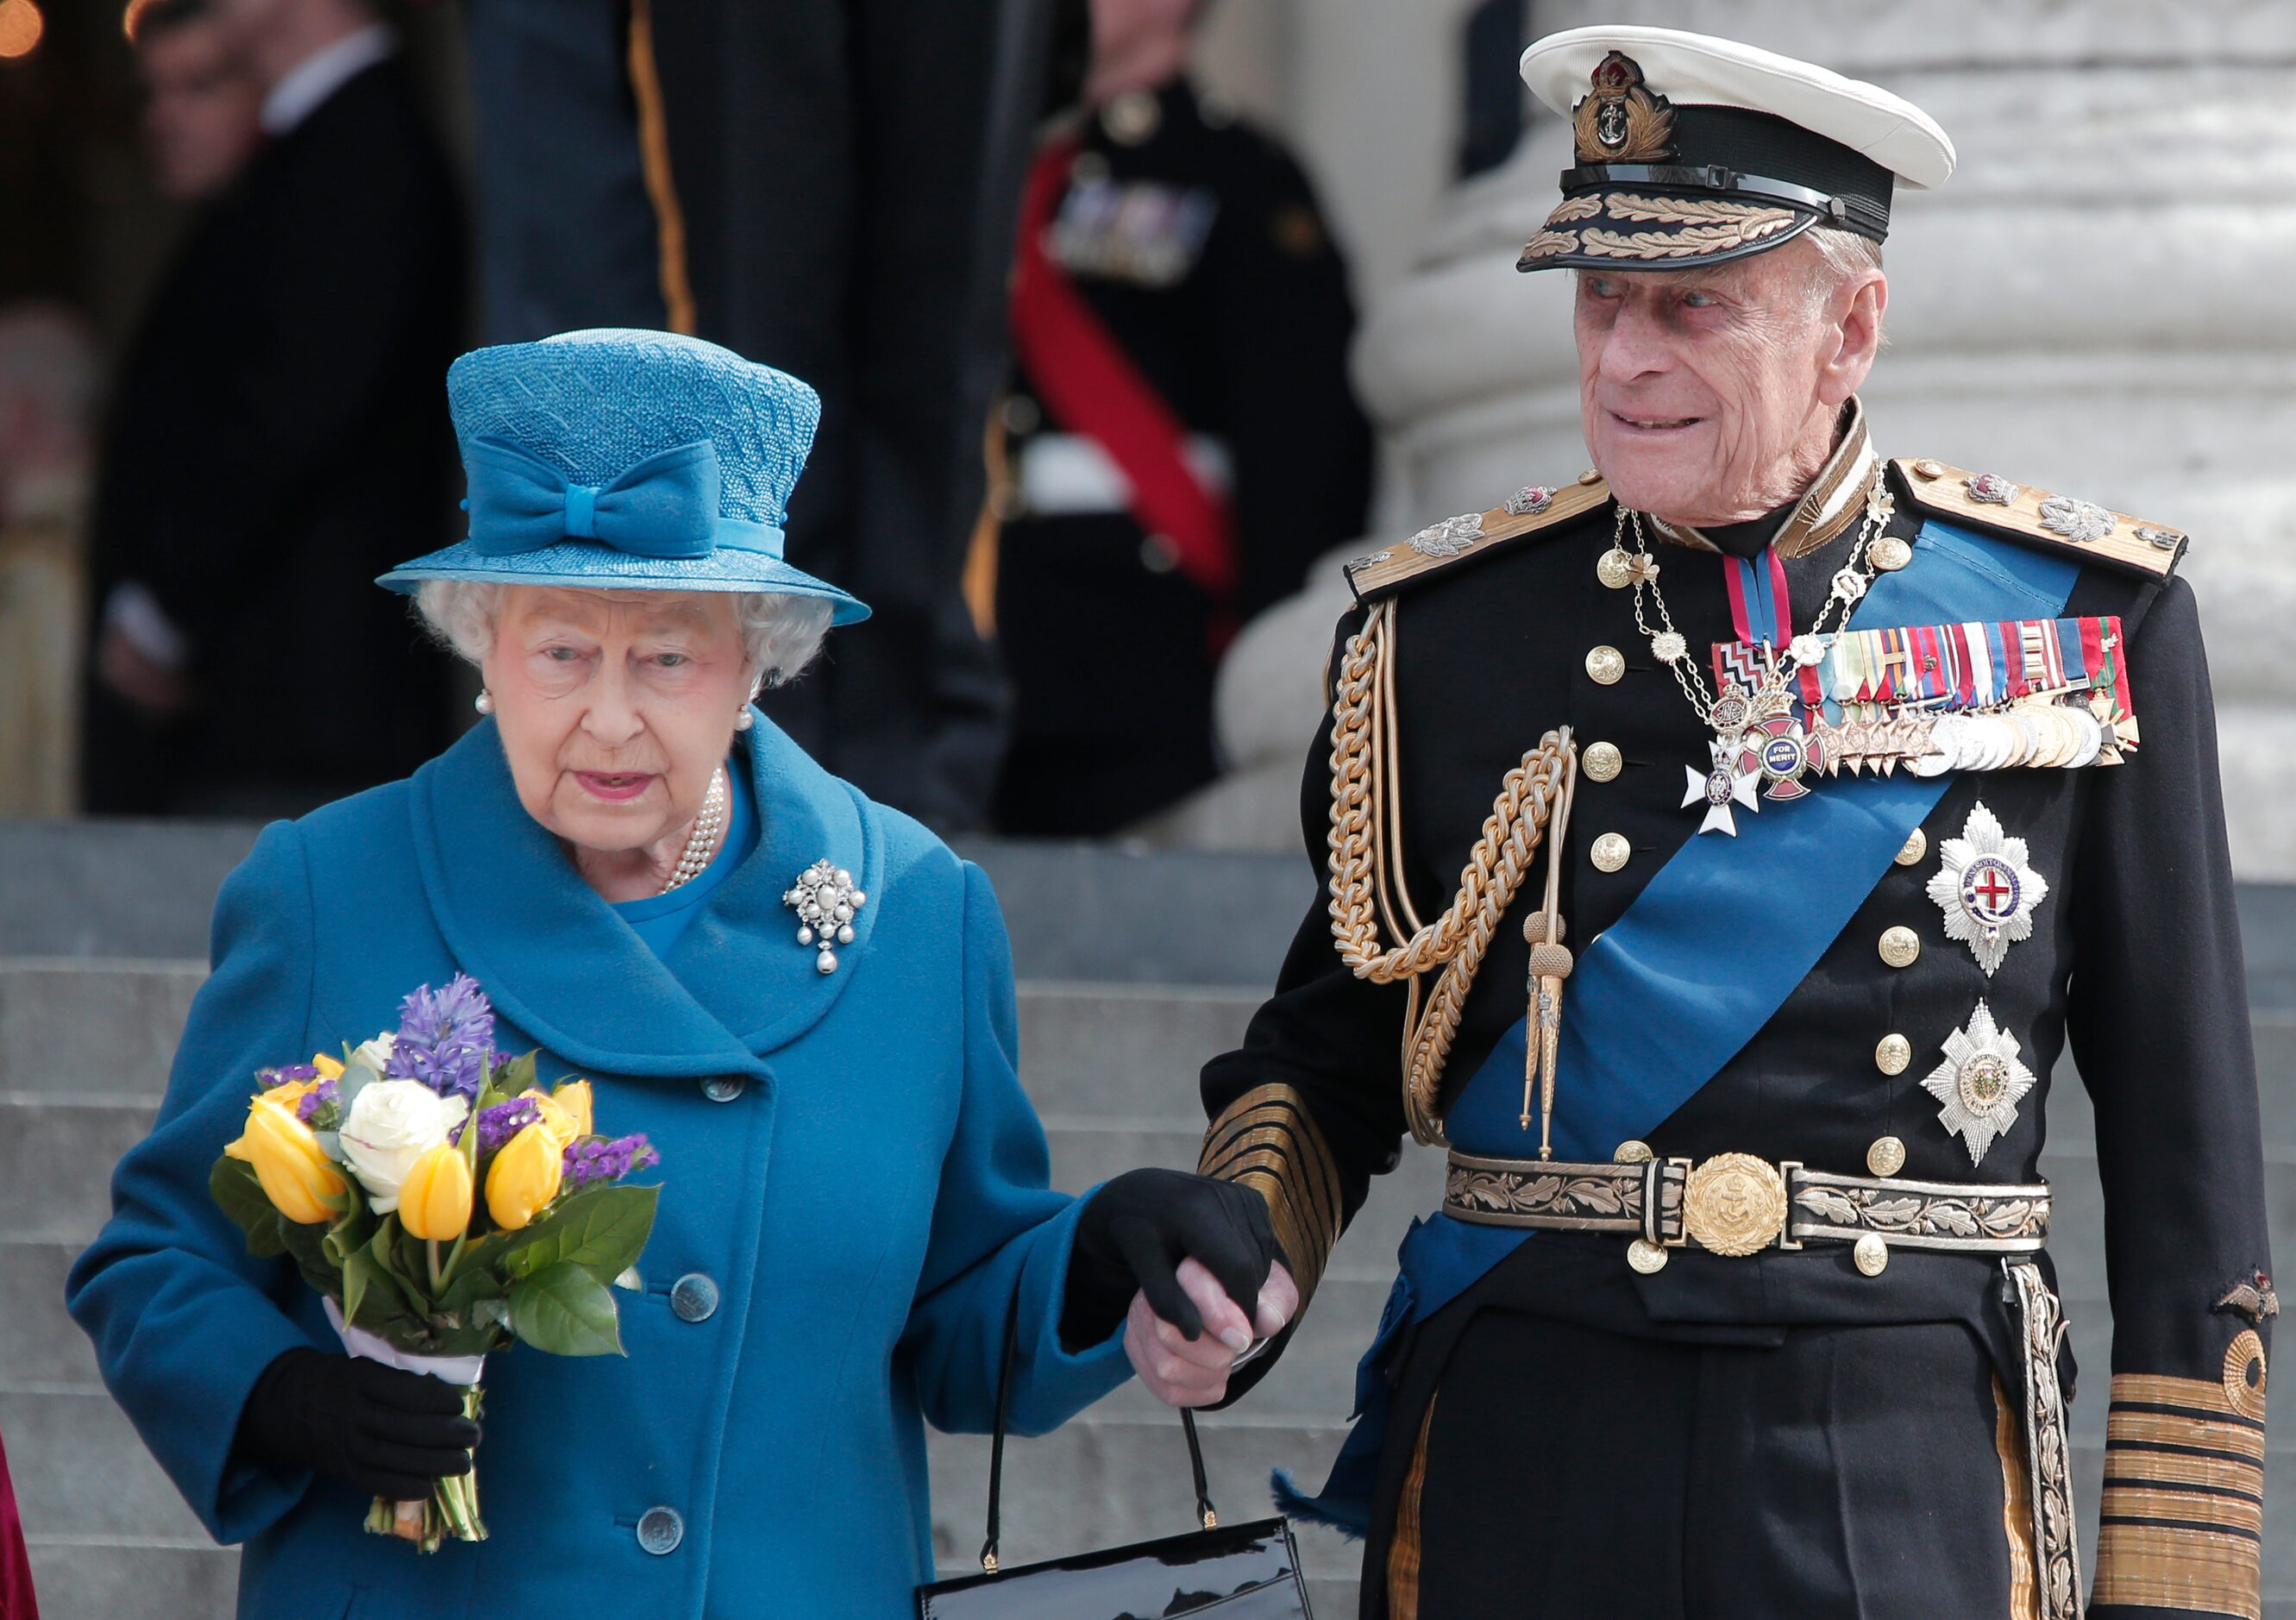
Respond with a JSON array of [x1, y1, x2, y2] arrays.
[[474, 1097, 541, 1155], [294, 1077, 340, 1122], [257, 1063, 321, 1089], [386, 973, 496, 1102], [561, 1133, 661, 1191]]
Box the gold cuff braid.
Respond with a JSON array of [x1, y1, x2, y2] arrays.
[[2092, 1332, 2269, 1620], [1199, 1084, 1345, 1307]]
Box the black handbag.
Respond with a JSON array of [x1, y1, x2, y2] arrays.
[[915, 1303, 1314, 1619]]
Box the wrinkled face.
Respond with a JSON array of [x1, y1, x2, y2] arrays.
[[1574, 238, 1877, 524], [140, 22, 262, 201], [482, 587, 755, 858]]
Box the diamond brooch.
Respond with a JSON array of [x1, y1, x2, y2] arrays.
[[782, 859, 866, 975]]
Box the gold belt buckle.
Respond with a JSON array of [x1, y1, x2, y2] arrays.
[[1679, 1152, 1790, 1257]]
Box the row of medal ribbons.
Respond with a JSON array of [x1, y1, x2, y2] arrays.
[[1713, 615, 2138, 778]]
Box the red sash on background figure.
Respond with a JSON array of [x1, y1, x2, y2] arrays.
[[1009, 135, 1238, 604], [0, 1425, 38, 1620]]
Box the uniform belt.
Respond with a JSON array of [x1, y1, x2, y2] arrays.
[[1015, 431, 1233, 518], [1444, 1148, 2051, 1258]]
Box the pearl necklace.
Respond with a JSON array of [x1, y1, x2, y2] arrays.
[[657, 767, 729, 895]]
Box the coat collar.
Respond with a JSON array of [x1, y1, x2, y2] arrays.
[[408, 710, 879, 1078]]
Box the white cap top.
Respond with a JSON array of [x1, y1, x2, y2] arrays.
[[1520, 25, 1955, 191]]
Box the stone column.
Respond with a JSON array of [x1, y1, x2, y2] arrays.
[[1175, 0, 2296, 877]]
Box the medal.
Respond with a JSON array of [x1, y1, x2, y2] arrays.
[[1683, 737, 1762, 836], [1921, 1000, 2037, 1165], [1925, 801, 2047, 976]]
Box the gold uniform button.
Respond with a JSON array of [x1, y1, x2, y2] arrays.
[[1578, 466, 1603, 486], [1879, 926, 1921, 968], [1874, 1034, 1912, 1076], [1590, 832, 1632, 873], [1584, 741, 1623, 782], [1627, 1238, 1669, 1274], [1613, 1140, 1653, 1164], [1869, 536, 1913, 573], [1585, 645, 1626, 685], [1911, 458, 1947, 481], [1854, 1234, 1891, 1276], [1894, 827, 1928, 866], [1866, 1136, 1908, 1177]]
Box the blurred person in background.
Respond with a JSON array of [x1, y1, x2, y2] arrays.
[[462, 0, 1070, 833], [137, 0, 265, 203], [989, 0, 1374, 838], [84, 0, 462, 819], [0, 1420, 34, 1620], [0, 305, 96, 820]]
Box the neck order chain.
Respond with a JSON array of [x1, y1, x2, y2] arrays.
[[658, 766, 729, 895], [1610, 478, 1894, 833]]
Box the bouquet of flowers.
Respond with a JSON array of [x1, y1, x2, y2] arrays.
[[209, 974, 662, 1552]]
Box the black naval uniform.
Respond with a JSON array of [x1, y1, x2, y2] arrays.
[[1196, 424, 2274, 1618], [992, 77, 1373, 837]]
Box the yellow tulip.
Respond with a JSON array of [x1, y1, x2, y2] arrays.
[[311, 1052, 345, 1080], [486, 1121, 563, 1231], [521, 1081, 592, 1149], [224, 1096, 345, 1226], [261, 1077, 323, 1112], [397, 1143, 474, 1240], [552, 1080, 593, 1143]]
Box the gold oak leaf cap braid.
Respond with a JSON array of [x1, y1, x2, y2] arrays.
[[1327, 597, 1576, 1143], [1198, 1084, 1346, 1309]]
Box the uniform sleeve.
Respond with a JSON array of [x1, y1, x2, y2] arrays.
[[2064, 577, 2275, 1620], [63, 821, 326, 1545], [1195, 611, 1413, 1397], [1204, 137, 1375, 619], [900, 860, 1132, 1438]]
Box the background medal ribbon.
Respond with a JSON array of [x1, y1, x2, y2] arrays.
[[460, 435, 787, 560]]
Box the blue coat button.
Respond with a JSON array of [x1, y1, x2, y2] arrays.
[[670, 1273, 719, 1323], [699, 1074, 745, 1102], [637, 1506, 684, 1555]]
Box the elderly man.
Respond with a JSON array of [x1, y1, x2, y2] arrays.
[[1141, 26, 2274, 1620]]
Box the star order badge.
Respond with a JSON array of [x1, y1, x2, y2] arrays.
[[1684, 737, 1761, 836], [1925, 801, 2048, 976], [1922, 1001, 2038, 1165]]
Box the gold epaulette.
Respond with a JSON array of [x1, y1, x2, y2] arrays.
[[1346, 471, 1610, 602], [1891, 457, 2188, 579]]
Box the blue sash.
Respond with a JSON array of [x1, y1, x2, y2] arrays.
[[1277, 518, 2080, 1534]]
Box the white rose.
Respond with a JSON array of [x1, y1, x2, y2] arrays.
[[339, 1079, 468, 1214], [355, 1032, 398, 1071]]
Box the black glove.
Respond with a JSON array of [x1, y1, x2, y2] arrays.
[[234, 1347, 481, 1500], [1064, 1169, 1288, 1349]]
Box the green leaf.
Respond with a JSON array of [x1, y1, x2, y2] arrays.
[[276, 1215, 341, 1299], [209, 1157, 288, 1258], [341, 1246, 371, 1326], [499, 1051, 538, 1096], [501, 1185, 659, 1284], [508, 1261, 624, 1357]]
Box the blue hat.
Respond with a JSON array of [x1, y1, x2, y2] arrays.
[[378, 329, 869, 623]]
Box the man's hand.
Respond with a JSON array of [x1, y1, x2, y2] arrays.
[[1126, 1256, 1300, 1408]]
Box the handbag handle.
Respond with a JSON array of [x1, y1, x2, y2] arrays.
[[979, 1295, 1216, 1575]]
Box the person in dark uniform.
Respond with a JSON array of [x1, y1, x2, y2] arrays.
[[991, 0, 1374, 836], [1128, 26, 2275, 1620]]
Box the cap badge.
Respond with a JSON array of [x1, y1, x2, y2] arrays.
[[1572, 51, 1676, 164]]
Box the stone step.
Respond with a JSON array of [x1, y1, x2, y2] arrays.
[[0, 1092, 158, 1245], [23, 1542, 240, 1620], [2, 1391, 210, 1546]]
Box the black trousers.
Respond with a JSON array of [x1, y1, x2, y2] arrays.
[[1390, 1310, 2025, 1620]]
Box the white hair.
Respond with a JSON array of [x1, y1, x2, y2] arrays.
[[412, 581, 833, 693]]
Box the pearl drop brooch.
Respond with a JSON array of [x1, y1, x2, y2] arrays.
[[781, 858, 867, 974]]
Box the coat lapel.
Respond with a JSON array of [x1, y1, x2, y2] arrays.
[[407, 712, 877, 1077]]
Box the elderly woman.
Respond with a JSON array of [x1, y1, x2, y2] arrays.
[[67, 330, 1293, 1618]]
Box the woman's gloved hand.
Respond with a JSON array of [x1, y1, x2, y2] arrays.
[[1067, 1169, 1299, 1404], [234, 1347, 481, 1501]]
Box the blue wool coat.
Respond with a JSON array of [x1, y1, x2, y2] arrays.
[[66, 714, 1132, 1618]]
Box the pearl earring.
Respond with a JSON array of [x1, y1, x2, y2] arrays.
[[734, 707, 754, 732], [474, 690, 494, 716]]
